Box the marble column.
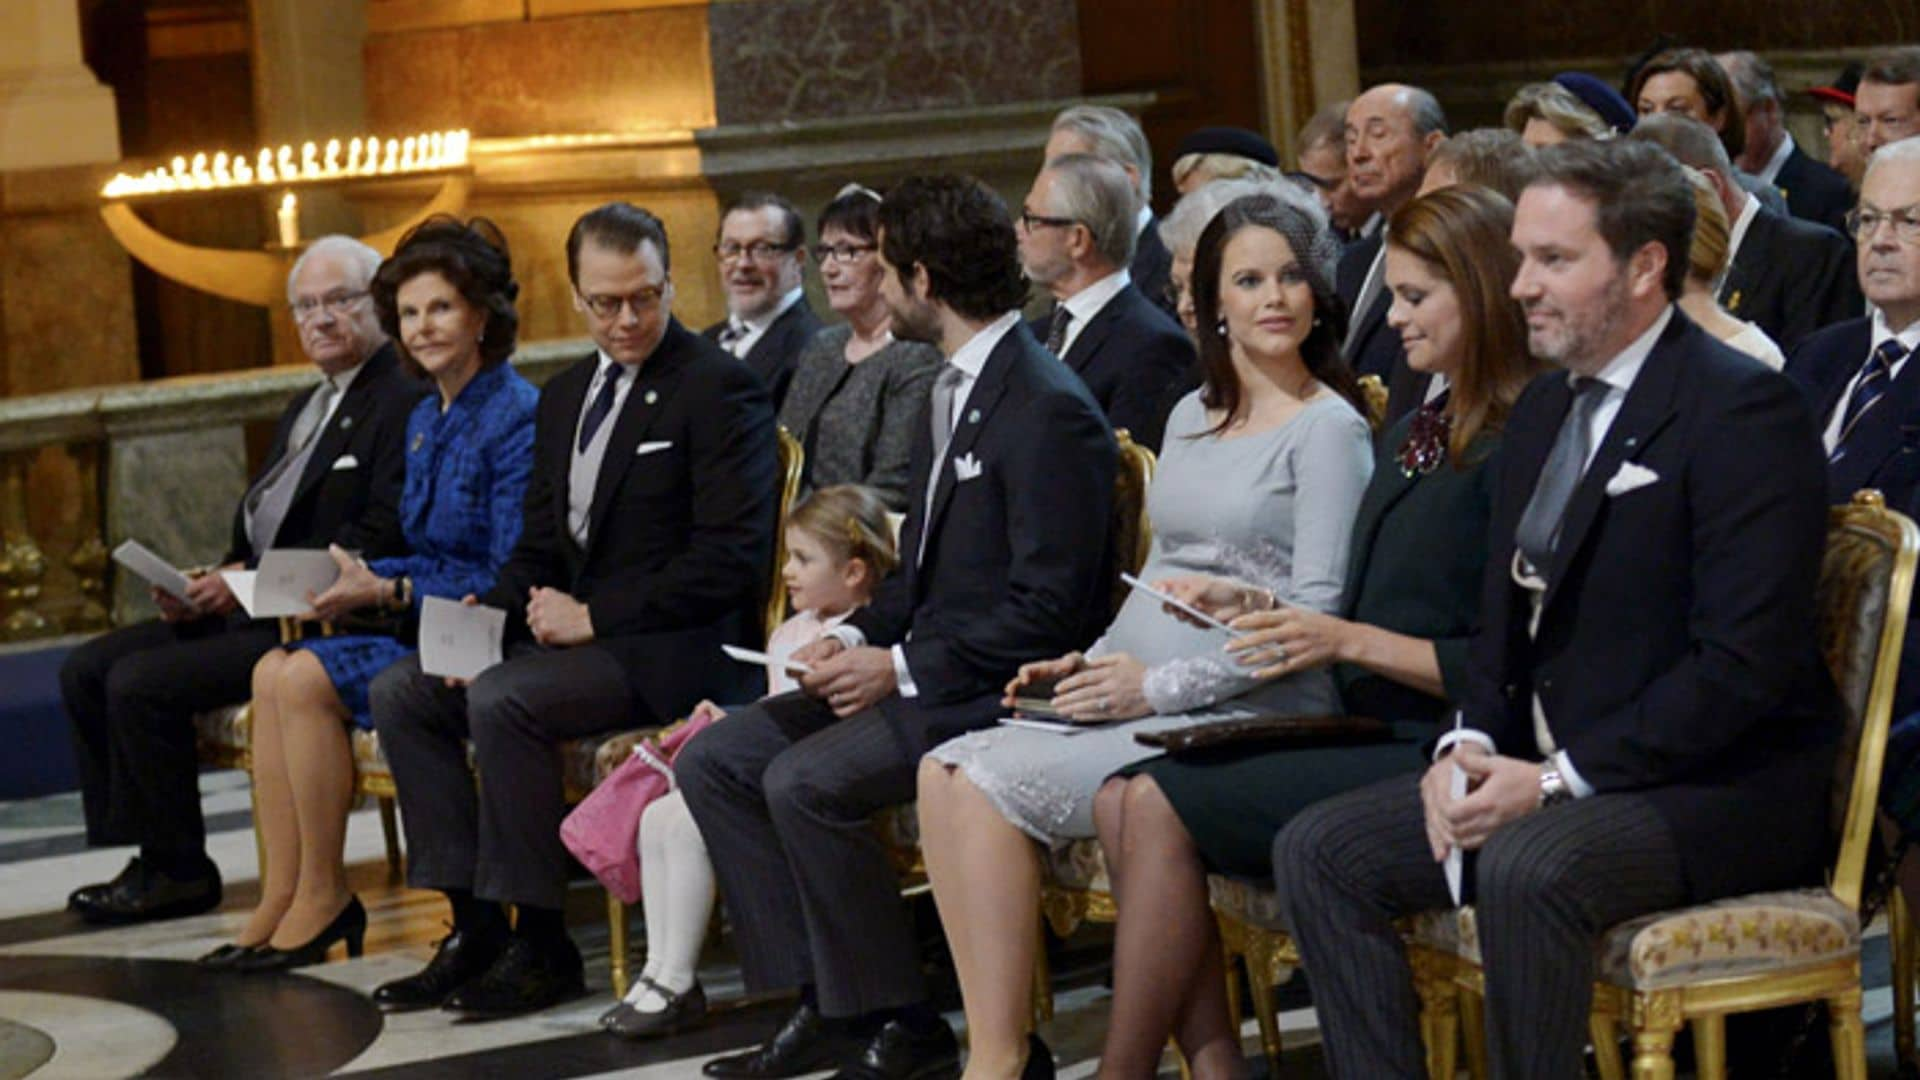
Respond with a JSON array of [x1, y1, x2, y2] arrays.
[[1256, 0, 1361, 162], [0, 0, 120, 172]]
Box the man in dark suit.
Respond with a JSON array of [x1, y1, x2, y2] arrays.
[[1019, 152, 1194, 450], [678, 175, 1115, 1080], [61, 236, 421, 924], [1276, 139, 1838, 1078], [1631, 113, 1863, 350], [1337, 83, 1447, 425], [1046, 104, 1176, 318], [702, 192, 822, 408], [368, 203, 778, 1019], [1720, 50, 1854, 233], [1787, 139, 1920, 713]]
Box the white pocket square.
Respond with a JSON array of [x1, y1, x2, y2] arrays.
[[1605, 461, 1659, 496], [953, 452, 984, 482], [635, 441, 674, 457], [330, 454, 359, 471]]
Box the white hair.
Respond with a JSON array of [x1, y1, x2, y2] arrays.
[[287, 235, 382, 300], [1867, 135, 1920, 185], [1052, 104, 1153, 203], [1159, 175, 1331, 268]]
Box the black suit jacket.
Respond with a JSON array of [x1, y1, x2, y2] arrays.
[[1465, 311, 1839, 902], [484, 319, 780, 718], [1131, 218, 1176, 321], [1025, 283, 1193, 451], [1787, 316, 1920, 716], [848, 322, 1117, 745], [1774, 144, 1854, 236], [224, 341, 423, 566], [1336, 232, 1428, 426], [1718, 205, 1862, 351], [702, 299, 822, 409]]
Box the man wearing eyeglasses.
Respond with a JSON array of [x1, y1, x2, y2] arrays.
[[703, 192, 823, 408], [367, 202, 779, 1019], [1787, 137, 1920, 717], [62, 235, 422, 925]]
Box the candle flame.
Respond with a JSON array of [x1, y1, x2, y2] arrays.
[[99, 128, 472, 198]]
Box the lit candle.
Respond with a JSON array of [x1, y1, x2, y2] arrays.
[[383, 138, 400, 172], [278, 144, 295, 180], [276, 191, 299, 248], [233, 158, 253, 184], [170, 156, 187, 179], [301, 141, 318, 177], [324, 138, 341, 174], [212, 151, 231, 185], [258, 148, 276, 183]]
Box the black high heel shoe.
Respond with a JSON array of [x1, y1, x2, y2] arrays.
[[196, 942, 269, 970], [1023, 1033, 1055, 1080], [235, 897, 367, 973]]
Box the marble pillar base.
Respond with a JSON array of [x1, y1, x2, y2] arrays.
[[106, 429, 246, 624]]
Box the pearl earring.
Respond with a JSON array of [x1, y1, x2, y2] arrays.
[[1215, 319, 1228, 338]]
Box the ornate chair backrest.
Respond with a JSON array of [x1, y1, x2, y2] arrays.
[[762, 427, 805, 642], [1357, 374, 1389, 431], [1819, 490, 1918, 912], [1110, 429, 1158, 614]]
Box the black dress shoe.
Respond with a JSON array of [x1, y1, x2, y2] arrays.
[[69, 857, 143, 916], [441, 936, 585, 1019], [703, 1001, 857, 1078], [235, 897, 367, 973], [371, 927, 506, 1013], [196, 943, 268, 970], [828, 1019, 960, 1080], [602, 977, 708, 1039], [1022, 1033, 1054, 1080], [76, 858, 221, 926]]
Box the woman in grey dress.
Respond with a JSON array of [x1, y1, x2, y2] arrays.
[[776, 184, 942, 509], [916, 192, 1373, 1080]]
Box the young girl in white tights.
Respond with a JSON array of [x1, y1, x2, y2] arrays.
[[600, 484, 898, 1038]]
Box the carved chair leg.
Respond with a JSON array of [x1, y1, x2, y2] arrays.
[[608, 890, 631, 999], [1690, 1014, 1726, 1080], [1628, 991, 1681, 1080], [1222, 948, 1245, 1041], [1590, 1007, 1626, 1080], [1829, 986, 1868, 1080], [1459, 984, 1488, 1080], [1895, 888, 1917, 1067], [1031, 920, 1054, 1025], [1243, 944, 1285, 1071], [377, 796, 402, 882], [1410, 950, 1460, 1080]]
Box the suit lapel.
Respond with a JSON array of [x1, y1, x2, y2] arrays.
[[1717, 211, 1771, 316], [1832, 335, 1920, 497], [1061, 291, 1123, 373], [1539, 321, 1685, 615], [583, 327, 689, 557], [919, 335, 1016, 573], [289, 345, 395, 509], [1346, 453, 1419, 603]]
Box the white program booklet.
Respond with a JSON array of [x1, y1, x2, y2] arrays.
[[721, 644, 812, 676], [111, 539, 193, 603], [1444, 759, 1468, 905], [419, 596, 507, 681], [220, 549, 339, 618]]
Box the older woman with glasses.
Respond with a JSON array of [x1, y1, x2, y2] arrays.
[[776, 184, 942, 510]]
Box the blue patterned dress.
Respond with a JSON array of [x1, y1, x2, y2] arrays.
[[295, 361, 538, 728]]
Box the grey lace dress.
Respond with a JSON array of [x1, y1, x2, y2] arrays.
[[924, 390, 1374, 845]]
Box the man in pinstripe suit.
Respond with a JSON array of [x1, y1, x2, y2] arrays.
[[1274, 139, 1840, 1078]]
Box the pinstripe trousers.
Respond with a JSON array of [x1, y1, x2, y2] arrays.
[[675, 690, 931, 1019], [1274, 770, 1686, 1079]]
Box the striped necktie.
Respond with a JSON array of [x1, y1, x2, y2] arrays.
[[1831, 339, 1909, 463]]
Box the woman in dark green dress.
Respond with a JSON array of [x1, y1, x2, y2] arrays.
[[1092, 185, 1543, 1077]]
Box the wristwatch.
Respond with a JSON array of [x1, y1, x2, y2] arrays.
[[1539, 765, 1573, 807]]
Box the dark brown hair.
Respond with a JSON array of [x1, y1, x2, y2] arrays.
[[1529, 139, 1696, 301], [1629, 48, 1747, 159], [1189, 194, 1364, 434], [372, 215, 519, 377], [1386, 186, 1540, 464], [877, 175, 1028, 321]]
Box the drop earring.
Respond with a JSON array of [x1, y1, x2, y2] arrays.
[[1215, 318, 1228, 338]]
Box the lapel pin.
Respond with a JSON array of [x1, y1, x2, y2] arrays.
[[1625, 436, 1638, 448], [340, 416, 353, 431], [645, 390, 659, 405], [410, 432, 424, 452], [1727, 289, 1742, 312], [967, 408, 981, 424]]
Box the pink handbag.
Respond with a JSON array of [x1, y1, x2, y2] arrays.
[[561, 713, 719, 904]]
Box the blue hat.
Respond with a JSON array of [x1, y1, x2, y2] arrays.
[[1553, 72, 1637, 134], [1174, 126, 1281, 168]]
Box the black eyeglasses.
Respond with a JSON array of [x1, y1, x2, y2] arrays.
[[811, 242, 876, 264], [1845, 204, 1920, 244], [579, 286, 666, 320], [714, 240, 800, 264], [1019, 210, 1080, 232], [1285, 170, 1339, 193]]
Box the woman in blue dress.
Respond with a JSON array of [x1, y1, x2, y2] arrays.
[[201, 217, 538, 972]]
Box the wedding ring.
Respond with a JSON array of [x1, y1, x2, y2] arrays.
[[1100, 695, 1112, 712]]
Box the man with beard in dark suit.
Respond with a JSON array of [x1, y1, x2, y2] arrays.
[[1045, 104, 1177, 320], [703, 192, 822, 408]]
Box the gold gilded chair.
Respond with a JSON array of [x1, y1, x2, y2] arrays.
[[1357, 374, 1389, 431], [605, 425, 803, 997], [1417, 490, 1917, 1080]]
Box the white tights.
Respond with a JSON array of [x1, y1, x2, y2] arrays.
[[627, 788, 716, 1011]]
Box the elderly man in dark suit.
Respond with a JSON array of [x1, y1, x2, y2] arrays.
[[703, 192, 822, 408], [1719, 50, 1855, 233], [1045, 104, 1176, 319], [1788, 137, 1920, 715], [368, 203, 778, 1019], [1276, 139, 1838, 1078], [1632, 112, 1863, 350], [678, 175, 1116, 1080], [1019, 152, 1194, 450], [61, 235, 421, 926], [1337, 83, 1447, 424]]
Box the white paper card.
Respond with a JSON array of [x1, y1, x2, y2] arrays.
[[1444, 761, 1468, 905], [419, 596, 507, 681], [112, 539, 193, 603], [1119, 572, 1239, 633], [220, 570, 257, 616], [226, 549, 340, 618], [997, 716, 1091, 735], [721, 644, 812, 676]]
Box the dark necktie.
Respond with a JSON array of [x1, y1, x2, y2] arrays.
[[1044, 306, 1074, 356], [578, 364, 625, 453], [1515, 377, 1609, 575], [1831, 340, 1909, 462]]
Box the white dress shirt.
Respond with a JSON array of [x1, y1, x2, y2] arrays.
[[1822, 310, 1920, 451], [722, 287, 804, 359], [827, 309, 1025, 698], [1715, 193, 1762, 297], [1056, 269, 1132, 359], [1435, 305, 1675, 799], [568, 350, 640, 547]]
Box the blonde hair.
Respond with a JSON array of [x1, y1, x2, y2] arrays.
[[1504, 82, 1614, 142], [1682, 167, 1730, 285], [785, 484, 899, 581], [1171, 152, 1282, 191]]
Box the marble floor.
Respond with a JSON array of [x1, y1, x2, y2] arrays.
[[0, 773, 1910, 1077]]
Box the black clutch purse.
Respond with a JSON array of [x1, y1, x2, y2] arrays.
[[1134, 714, 1391, 755]]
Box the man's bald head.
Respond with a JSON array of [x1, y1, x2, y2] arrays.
[[1345, 83, 1448, 216]]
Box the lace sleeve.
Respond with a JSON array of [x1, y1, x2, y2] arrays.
[[1138, 540, 1291, 715]]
